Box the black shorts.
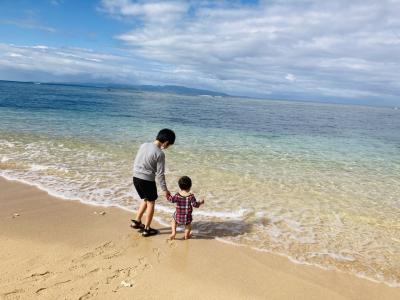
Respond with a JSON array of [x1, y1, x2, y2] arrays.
[[133, 177, 158, 201]]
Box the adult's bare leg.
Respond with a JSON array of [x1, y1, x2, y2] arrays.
[[144, 200, 155, 229], [135, 200, 147, 223]]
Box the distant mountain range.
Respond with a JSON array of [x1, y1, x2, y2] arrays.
[[3, 80, 397, 107], [125, 84, 229, 97], [0, 80, 229, 97], [53, 82, 229, 97]]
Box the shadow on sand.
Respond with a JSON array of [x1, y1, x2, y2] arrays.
[[156, 220, 253, 240]]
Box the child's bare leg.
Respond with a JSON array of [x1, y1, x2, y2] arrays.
[[170, 219, 177, 240], [144, 200, 155, 228], [135, 200, 147, 223], [184, 224, 192, 240]]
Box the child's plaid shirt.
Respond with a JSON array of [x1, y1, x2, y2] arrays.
[[167, 193, 201, 225]]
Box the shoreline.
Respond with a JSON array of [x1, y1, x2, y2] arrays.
[[1, 176, 399, 299], [2, 173, 399, 289]]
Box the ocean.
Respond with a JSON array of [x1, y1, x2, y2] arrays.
[[1, 80, 399, 287]]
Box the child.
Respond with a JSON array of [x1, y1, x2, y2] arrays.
[[168, 176, 205, 240], [131, 128, 175, 237]]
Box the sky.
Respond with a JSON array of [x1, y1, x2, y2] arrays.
[[0, 0, 399, 106]]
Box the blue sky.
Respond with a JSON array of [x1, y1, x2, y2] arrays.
[[0, 0, 399, 106]]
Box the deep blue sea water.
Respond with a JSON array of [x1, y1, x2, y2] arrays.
[[1, 80, 399, 286]]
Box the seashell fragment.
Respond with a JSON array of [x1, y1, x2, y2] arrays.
[[120, 280, 133, 287]]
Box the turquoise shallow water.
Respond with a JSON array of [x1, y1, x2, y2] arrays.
[[1, 80, 399, 286]]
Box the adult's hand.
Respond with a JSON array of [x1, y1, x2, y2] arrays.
[[163, 190, 171, 199]]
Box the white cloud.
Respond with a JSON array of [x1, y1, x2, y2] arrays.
[[0, 19, 56, 33], [7, 53, 23, 58], [100, 0, 188, 23], [50, 0, 63, 5], [32, 45, 49, 50], [1, 1, 400, 105], [286, 74, 296, 82], [0, 43, 206, 86], [97, 0, 400, 103], [0, 44, 136, 81]]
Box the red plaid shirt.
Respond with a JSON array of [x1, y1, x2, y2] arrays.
[[168, 193, 201, 225]]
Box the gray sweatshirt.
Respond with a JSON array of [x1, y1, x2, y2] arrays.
[[133, 142, 167, 191]]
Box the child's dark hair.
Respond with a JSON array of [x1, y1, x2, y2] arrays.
[[156, 128, 176, 145], [178, 176, 192, 190]]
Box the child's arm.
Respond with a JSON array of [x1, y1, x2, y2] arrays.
[[167, 193, 177, 203], [190, 195, 204, 208]]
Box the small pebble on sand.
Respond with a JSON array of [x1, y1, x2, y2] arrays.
[[93, 211, 106, 215], [120, 280, 133, 287]]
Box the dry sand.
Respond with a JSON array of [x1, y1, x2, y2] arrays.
[[1, 177, 399, 300]]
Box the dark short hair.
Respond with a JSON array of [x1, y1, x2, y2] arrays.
[[156, 128, 176, 145], [178, 176, 192, 190]]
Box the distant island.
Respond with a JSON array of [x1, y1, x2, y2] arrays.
[[74, 82, 229, 96], [1, 80, 398, 107], [124, 84, 229, 97], [0, 80, 229, 97]]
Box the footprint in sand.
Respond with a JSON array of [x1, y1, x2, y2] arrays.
[[105, 267, 129, 285], [35, 287, 47, 295], [105, 273, 119, 284], [137, 256, 152, 271], [102, 250, 123, 260], [3, 289, 24, 299], [54, 279, 72, 286], [76, 242, 113, 262], [23, 270, 53, 284], [69, 263, 87, 272], [166, 238, 176, 248], [78, 291, 93, 300], [89, 282, 99, 292], [115, 267, 134, 278], [33, 278, 73, 296], [152, 248, 163, 263]]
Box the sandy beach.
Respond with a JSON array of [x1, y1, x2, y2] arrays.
[[0, 177, 399, 300]]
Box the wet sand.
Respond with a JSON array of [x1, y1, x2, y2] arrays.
[[1, 177, 399, 299]]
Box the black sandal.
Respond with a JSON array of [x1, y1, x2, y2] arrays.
[[142, 227, 159, 237], [130, 219, 145, 230]]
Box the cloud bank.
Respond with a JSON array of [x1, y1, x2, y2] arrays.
[[1, 0, 400, 105]]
